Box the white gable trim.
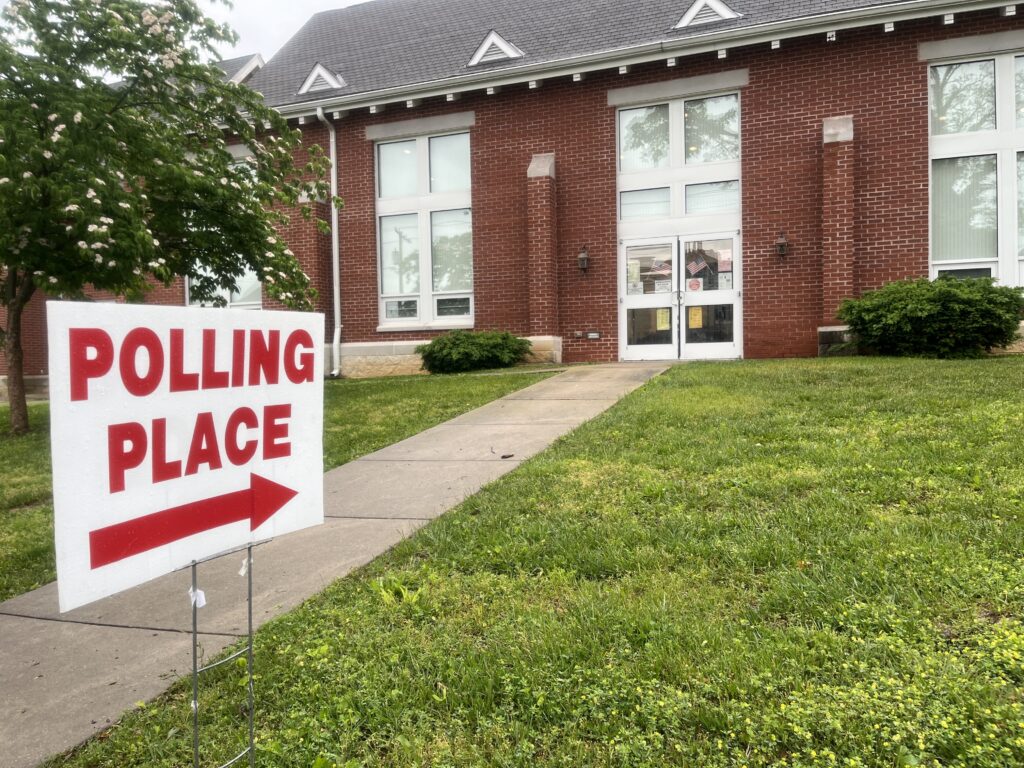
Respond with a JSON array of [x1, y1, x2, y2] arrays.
[[230, 54, 265, 84], [469, 30, 525, 67], [298, 63, 346, 95], [675, 0, 742, 29]]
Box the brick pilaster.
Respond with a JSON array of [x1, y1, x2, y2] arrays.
[[821, 116, 856, 324], [526, 153, 558, 337]]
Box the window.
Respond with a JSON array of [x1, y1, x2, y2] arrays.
[[617, 92, 741, 225], [376, 132, 472, 327], [929, 52, 1024, 285], [188, 266, 262, 310]]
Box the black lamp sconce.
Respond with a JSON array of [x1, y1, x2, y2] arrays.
[[577, 245, 590, 273], [775, 231, 790, 258]]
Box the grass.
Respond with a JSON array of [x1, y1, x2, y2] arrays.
[[49, 357, 1024, 767], [0, 370, 551, 602]]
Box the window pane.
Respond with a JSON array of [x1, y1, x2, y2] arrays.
[[931, 156, 998, 262], [685, 305, 733, 344], [937, 267, 993, 279], [1017, 57, 1024, 129], [626, 243, 673, 296], [929, 61, 996, 135], [378, 141, 417, 198], [1019, 153, 1024, 259], [628, 308, 672, 346], [619, 105, 670, 171], [683, 239, 734, 291], [620, 188, 670, 219], [431, 209, 473, 292], [385, 300, 417, 319], [379, 214, 420, 294], [429, 134, 471, 193], [685, 181, 740, 214], [685, 94, 739, 164], [230, 268, 261, 307], [437, 297, 471, 316]]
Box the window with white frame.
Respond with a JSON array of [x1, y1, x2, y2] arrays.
[[187, 267, 262, 309], [929, 52, 1024, 285], [376, 132, 473, 327], [617, 93, 740, 225]]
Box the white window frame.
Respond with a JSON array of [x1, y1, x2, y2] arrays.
[[375, 132, 474, 330], [928, 50, 1024, 285], [616, 92, 742, 240]]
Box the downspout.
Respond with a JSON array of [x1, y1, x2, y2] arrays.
[[316, 107, 342, 377]]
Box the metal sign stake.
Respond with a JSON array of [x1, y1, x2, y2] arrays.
[[190, 544, 257, 768]]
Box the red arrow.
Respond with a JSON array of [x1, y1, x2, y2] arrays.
[[89, 474, 297, 569]]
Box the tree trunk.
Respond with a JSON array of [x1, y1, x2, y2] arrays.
[[3, 278, 35, 436]]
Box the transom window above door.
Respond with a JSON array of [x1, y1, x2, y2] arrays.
[[616, 93, 740, 229]]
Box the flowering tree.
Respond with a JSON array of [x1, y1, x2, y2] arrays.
[[0, 0, 330, 434]]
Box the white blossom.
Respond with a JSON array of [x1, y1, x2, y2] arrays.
[[33, 271, 44, 277], [265, 251, 274, 259], [107, 260, 117, 268], [133, 269, 142, 275], [220, 177, 228, 185], [85, 188, 96, 199], [0, 178, 9, 185], [118, 202, 131, 209], [266, 236, 277, 244], [99, 216, 113, 224], [157, 257, 166, 265], [73, 112, 82, 123], [77, 241, 88, 249], [95, 254, 104, 264], [49, 276, 58, 284], [152, 238, 160, 246], [22, 171, 33, 179], [153, 158, 164, 166], [91, 242, 105, 250], [65, 225, 74, 232], [48, 113, 59, 122], [148, 261, 161, 269], [42, 150, 52, 159]]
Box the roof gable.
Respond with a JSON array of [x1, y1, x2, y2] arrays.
[[469, 30, 526, 66], [298, 62, 346, 95], [675, 0, 742, 29]]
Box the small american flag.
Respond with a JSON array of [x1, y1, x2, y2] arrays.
[[687, 257, 708, 275], [647, 260, 673, 277]]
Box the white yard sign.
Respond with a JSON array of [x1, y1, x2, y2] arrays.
[[47, 302, 325, 612]]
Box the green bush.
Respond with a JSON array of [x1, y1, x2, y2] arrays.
[[837, 277, 1023, 358], [416, 330, 532, 374]]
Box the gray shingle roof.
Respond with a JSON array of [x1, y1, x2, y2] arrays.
[[246, 0, 991, 109]]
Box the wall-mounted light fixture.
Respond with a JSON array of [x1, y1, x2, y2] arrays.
[[577, 245, 590, 273], [775, 232, 789, 257]]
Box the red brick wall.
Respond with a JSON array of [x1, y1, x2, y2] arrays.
[[7, 7, 1021, 374], [282, 7, 1019, 363]]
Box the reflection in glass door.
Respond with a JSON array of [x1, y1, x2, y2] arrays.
[[620, 235, 741, 360]]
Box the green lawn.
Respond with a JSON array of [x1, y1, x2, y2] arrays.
[[50, 357, 1024, 768], [0, 371, 552, 602]]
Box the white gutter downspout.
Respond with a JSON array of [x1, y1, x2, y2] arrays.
[[316, 107, 342, 377]]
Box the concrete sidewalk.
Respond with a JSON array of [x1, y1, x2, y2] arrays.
[[0, 363, 665, 768]]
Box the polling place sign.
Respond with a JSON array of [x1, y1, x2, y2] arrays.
[[47, 302, 324, 612]]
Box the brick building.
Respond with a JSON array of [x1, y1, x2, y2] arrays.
[[4, 0, 1023, 386]]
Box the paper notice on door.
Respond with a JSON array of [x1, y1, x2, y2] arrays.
[[656, 308, 671, 331], [687, 278, 703, 292], [719, 273, 733, 290], [654, 279, 672, 293], [689, 306, 703, 329], [719, 254, 733, 272]]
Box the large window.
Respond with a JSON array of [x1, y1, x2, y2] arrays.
[[617, 93, 740, 226], [376, 132, 472, 327], [930, 53, 1024, 284]]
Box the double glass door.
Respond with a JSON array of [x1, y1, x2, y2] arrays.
[[620, 234, 741, 360]]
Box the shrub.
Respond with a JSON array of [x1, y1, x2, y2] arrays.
[[837, 277, 1023, 358], [416, 330, 532, 374]]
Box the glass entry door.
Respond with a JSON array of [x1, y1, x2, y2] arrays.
[[620, 234, 741, 361]]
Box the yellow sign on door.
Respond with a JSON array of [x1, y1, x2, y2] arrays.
[[656, 308, 671, 331], [688, 306, 703, 329]]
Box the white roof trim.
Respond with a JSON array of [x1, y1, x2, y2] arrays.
[[469, 30, 525, 66], [298, 63, 346, 95], [675, 0, 742, 29]]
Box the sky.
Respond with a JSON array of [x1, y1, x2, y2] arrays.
[[199, 0, 370, 61], [0, 0, 372, 62]]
